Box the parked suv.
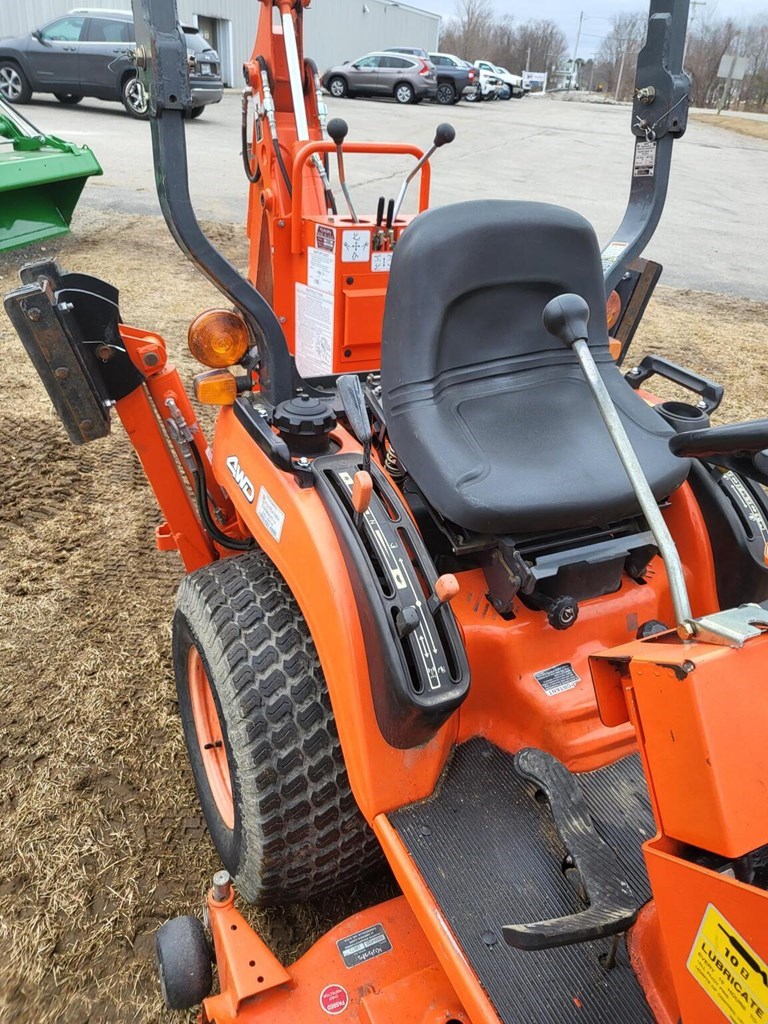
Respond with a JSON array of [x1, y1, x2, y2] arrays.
[[428, 52, 477, 104], [474, 61, 524, 99], [322, 52, 436, 105], [0, 9, 223, 119]]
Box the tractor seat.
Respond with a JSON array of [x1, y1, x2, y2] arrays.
[[380, 200, 688, 535]]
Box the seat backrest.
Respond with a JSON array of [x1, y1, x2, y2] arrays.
[[381, 199, 610, 393]]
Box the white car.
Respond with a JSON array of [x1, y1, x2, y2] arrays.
[[474, 61, 524, 100], [465, 63, 504, 102]]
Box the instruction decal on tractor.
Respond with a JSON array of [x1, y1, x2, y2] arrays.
[[687, 904, 768, 1024], [336, 923, 392, 968], [341, 229, 370, 263], [295, 283, 334, 376], [372, 252, 393, 273], [634, 140, 657, 177], [319, 984, 349, 1015], [315, 224, 335, 253], [534, 663, 580, 696], [308, 246, 335, 294], [226, 456, 255, 502], [256, 486, 285, 542], [601, 240, 629, 274]]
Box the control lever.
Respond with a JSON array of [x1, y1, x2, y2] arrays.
[[337, 374, 372, 528], [542, 294, 693, 631], [327, 117, 358, 223], [373, 196, 386, 250], [385, 198, 395, 248], [392, 123, 455, 221]]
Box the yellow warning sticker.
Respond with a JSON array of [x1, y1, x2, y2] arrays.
[[687, 904, 768, 1023]]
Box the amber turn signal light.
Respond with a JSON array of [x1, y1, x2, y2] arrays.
[[606, 290, 622, 331], [194, 369, 238, 405], [188, 309, 249, 368]]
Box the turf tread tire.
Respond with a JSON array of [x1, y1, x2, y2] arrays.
[[173, 550, 381, 905]]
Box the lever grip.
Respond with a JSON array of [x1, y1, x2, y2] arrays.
[[669, 419, 768, 460], [337, 374, 371, 447], [542, 294, 590, 348], [327, 117, 349, 144], [434, 123, 456, 147]]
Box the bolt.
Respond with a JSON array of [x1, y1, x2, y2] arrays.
[[678, 621, 696, 640], [277, 219, 285, 228], [697, 399, 707, 410], [54, 366, 70, 380], [135, 45, 147, 70], [96, 345, 114, 362], [26, 307, 42, 322], [143, 352, 159, 367], [257, 407, 268, 418], [279, 316, 286, 324], [57, 302, 74, 314], [297, 456, 310, 469], [212, 869, 232, 902]]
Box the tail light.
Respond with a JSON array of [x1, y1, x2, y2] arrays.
[[469, 69, 475, 80], [417, 59, 430, 76]]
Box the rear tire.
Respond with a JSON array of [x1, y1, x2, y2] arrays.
[[173, 550, 382, 905], [328, 75, 347, 98], [54, 93, 83, 105], [436, 81, 455, 105], [156, 916, 212, 1011], [394, 81, 415, 104], [121, 74, 149, 119], [0, 61, 32, 104], [189, 106, 205, 119]]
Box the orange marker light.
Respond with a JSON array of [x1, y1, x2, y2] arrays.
[[188, 309, 250, 368], [194, 369, 238, 405], [606, 290, 622, 331]]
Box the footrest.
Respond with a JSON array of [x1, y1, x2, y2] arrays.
[[502, 747, 640, 951]]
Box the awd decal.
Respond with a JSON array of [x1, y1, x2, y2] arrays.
[[226, 456, 255, 503]]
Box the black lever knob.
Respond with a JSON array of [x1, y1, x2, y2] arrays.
[[433, 123, 456, 147], [542, 293, 590, 348], [327, 117, 349, 145]]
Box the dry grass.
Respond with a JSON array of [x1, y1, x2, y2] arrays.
[[693, 112, 768, 142], [0, 211, 767, 1023]]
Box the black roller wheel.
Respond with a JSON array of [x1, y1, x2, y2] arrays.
[[173, 550, 382, 905], [156, 916, 213, 1011], [436, 81, 456, 105], [0, 61, 32, 104], [54, 93, 83, 105], [327, 75, 347, 98]]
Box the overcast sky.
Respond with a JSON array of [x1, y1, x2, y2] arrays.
[[419, 1, 768, 60]]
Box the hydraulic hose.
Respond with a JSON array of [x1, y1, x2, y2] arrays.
[[190, 442, 254, 551]]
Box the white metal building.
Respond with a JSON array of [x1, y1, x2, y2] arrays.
[[0, 0, 441, 87]]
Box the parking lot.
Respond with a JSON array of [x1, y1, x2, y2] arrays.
[[21, 89, 768, 299]]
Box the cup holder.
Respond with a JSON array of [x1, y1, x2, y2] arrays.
[[655, 400, 710, 432]]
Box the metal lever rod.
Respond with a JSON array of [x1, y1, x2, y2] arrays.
[[392, 122, 455, 221], [327, 118, 358, 222]]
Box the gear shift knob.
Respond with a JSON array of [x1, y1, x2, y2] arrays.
[[542, 293, 591, 348]]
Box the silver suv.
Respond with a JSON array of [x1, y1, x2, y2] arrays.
[[0, 8, 223, 119], [322, 51, 437, 105]]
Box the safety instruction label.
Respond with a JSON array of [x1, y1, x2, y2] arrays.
[[534, 663, 580, 697], [371, 251, 393, 273], [315, 223, 335, 252], [633, 139, 657, 177], [295, 283, 334, 377], [601, 240, 628, 274], [337, 923, 392, 969], [307, 245, 335, 294], [341, 229, 370, 263], [256, 487, 285, 542], [687, 903, 768, 1024]]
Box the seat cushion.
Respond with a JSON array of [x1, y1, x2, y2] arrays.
[[381, 200, 688, 534]]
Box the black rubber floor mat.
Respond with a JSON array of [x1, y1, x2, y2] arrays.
[[390, 739, 656, 1024]]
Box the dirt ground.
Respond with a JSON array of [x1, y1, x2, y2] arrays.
[[1, 211, 767, 1024], [694, 112, 768, 142]]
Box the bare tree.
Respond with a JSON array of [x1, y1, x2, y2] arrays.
[[594, 12, 647, 99], [440, 0, 496, 61], [439, 7, 566, 74]]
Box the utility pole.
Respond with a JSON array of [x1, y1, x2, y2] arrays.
[[615, 40, 628, 101], [570, 11, 584, 91], [526, 46, 531, 74], [683, 1, 706, 69]]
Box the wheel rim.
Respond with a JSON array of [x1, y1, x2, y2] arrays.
[[0, 67, 22, 101], [437, 84, 453, 104], [396, 85, 412, 103], [188, 647, 235, 829], [330, 79, 344, 97], [125, 77, 148, 114]]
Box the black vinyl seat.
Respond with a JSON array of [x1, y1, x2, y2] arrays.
[[381, 200, 689, 535]]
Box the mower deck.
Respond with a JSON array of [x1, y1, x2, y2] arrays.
[[389, 739, 656, 1023]]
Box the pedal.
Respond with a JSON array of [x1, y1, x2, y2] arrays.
[[503, 748, 640, 951]]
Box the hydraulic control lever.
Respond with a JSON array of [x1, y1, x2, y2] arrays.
[[392, 123, 455, 221], [327, 117, 358, 223], [337, 374, 372, 526], [542, 293, 768, 648]]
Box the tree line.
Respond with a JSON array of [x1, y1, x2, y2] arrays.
[[440, 0, 768, 110]]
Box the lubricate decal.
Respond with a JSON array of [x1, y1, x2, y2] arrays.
[[319, 983, 349, 1015], [256, 486, 285, 543], [687, 903, 768, 1023], [337, 923, 392, 969], [600, 240, 628, 275], [226, 455, 255, 502], [534, 663, 580, 697]]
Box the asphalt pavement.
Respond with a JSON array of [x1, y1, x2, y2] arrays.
[[20, 90, 768, 299]]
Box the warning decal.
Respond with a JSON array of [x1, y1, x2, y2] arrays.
[[534, 663, 580, 697], [633, 139, 657, 177], [601, 240, 628, 274], [687, 904, 768, 1024]]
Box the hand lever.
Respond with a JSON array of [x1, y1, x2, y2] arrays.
[[327, 117, 358, 223], [542, 293, 693, 632], [337, 374, 371, 475], [392, 122, 455, 221]]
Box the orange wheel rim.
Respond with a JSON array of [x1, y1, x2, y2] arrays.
[[188, 647, 235, 829]]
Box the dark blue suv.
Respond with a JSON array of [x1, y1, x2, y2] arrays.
[[0, 8, 223, 119]]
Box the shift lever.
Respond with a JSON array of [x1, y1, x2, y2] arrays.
[[327, 117, 358, 223], [392, 123, 455, 221], [542, 293, 693, 630]]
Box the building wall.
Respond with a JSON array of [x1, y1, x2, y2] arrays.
[[0, 0, 441, 87]]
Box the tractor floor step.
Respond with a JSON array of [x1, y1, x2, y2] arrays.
[[389, 738, 656, 1024]]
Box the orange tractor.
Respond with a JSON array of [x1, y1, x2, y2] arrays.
[[6, 0, 768, 1021]]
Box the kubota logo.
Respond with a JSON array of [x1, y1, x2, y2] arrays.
[[226, 456, 255, 502]]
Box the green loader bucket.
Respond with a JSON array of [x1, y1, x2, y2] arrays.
[[0, 98, 102, 253]]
